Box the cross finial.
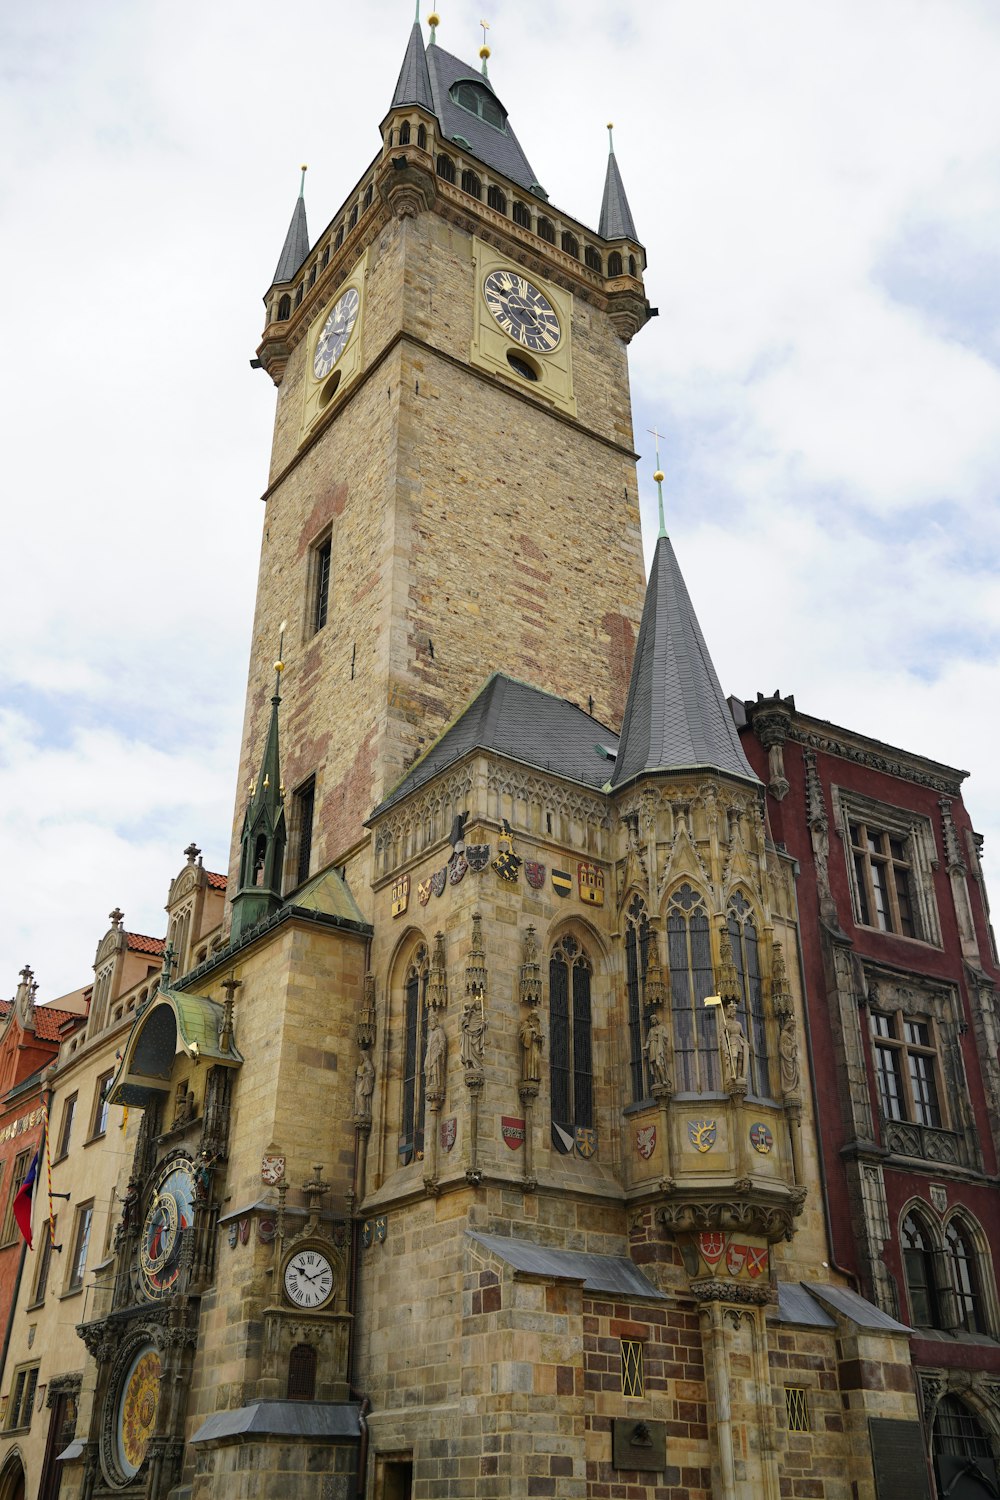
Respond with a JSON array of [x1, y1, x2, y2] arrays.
[[183, 842, 201, 865], [480, 17, 490, 45], [647, 425, 667, 538], [109, 907, 124, 928]]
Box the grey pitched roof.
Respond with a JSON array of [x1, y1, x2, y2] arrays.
[[390, 20, 435, 112], [611, 535, 760, 789], [272, 191, 309, 286], [774, 1282, 837, 1328], [370, 673, 618, 819], [469, 1232, 666, 1299], [191, 1402, 362, 1444], [599, 148, 639, 242], [802, 1281, 913, 1333], [426, 45, 540, 192]]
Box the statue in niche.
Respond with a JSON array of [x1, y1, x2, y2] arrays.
[[721, 1000, 749, 1088], [460, 995, 487, 1070], [644, 1013, 671, 1090], [171, 1081, 195, 1129], [519, 1009, 543, 1085], [779, 1014, 800, 1098], [354, 1051, 375, 1119], [424, 1016, 447, 1098]]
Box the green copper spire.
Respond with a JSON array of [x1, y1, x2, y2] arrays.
[[230, 622, 289, 943]]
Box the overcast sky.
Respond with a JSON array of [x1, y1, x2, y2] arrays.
[[3, 0, 999, 1001]]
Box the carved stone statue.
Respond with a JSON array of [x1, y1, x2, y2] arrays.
[[424, 1017, 447, 1099], [171, 1082, 195, 1129], [354, 1051, 375, 1119], [460, 995, 487, 1070], [779, 1014, 800, 1098], [644, 1014, 671, 1090], [519, 1009, 543, 1085], [721, 1000, 749, 1088]]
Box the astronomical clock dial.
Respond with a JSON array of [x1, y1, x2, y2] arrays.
[[483, 270, 561, 353], [139, 1160, 194, 1299], [113, 1343, 161, 1483], [283, 1246, 335, 1309], [313, 287, 360, 379]]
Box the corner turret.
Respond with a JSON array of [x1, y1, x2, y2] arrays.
[[230, 630, 288, 943], [271, 167, 310, 288]]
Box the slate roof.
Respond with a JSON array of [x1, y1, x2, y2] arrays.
[[599, 148, 639, 242], [425, 44, 540, 192], [125, 932, 165, 956], [370, 674, 618, 819], [802, 1281, 913, 1333], [390, 20, 435, 112], [469, 1232, 666, 1299], [611, 535, 760, 789], [192, 1402, 362, 1444], [272, 191, 310, 287]]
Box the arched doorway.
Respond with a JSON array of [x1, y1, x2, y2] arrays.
[[933, 1394, 999, 1498], [0, 1450, 26, 1500]]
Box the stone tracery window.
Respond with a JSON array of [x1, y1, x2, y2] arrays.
[[400, 945, 429, 1164], [946, 1215, 985, 1334], [901, 1208, 942, 1327], [727, 893, 771, 1097], [549, 936, 593, 1142], [666, 884, 719, 1093], [624, 895, 649, 1103]]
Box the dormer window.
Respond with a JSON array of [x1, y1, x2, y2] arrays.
[[450, 80, 506, 132]]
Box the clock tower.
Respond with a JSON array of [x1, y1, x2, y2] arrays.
[[235, 13, 652, 891]]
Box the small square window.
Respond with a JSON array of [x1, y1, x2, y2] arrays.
[[621, 1339, 644, 1398], [785, 1386, 810, 1432]]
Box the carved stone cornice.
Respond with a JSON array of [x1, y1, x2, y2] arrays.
[[787, 724, 964, 796], [690, 1278, 774, 1306], [657, 1183, 806, 1244]]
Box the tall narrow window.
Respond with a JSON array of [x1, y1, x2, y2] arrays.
[[67, 1203, 93, 1292], [6, 1364, 39, 1430], [400, 949, 429, 1164], [666, 885, 719, 1092], [30, 1220, 56, 1305], [57, 1093, 77, 1158], [946, 1218, 984, 1333], [287, 1343, 318, 1400], [486, 185, 507, 214], [549, 936, 594, 1145], [92, 1073, 114, 1137], [901, 1210, 941, 1328], [294, 778, 316, 888], [624, 895, 649, 1103], [728, 895, 771, 1096], [313, 537, 332, 633], [1, 1150, 32, 1245]]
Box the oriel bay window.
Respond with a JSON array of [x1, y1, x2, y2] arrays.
[[666, 885, 719, 1093], [399, 946, 429, 1164], [549, 936, 593, 1145], [624, 895, 650, 1102], [727, 893, 771, 1097]]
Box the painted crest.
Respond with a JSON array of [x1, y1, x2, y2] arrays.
[[391, 873, 410, 917], [257, 1216, 276, 1244], [375, 1216, 387, 1243], [551, 868, 572, 897], [578, 862, 605, 905], [238, 1217, 251, 1245], [698, 1231, 726, 1267], [746, 1247, 768, 1278], [260, 1153, 285, 1186], [493, 833, 522, 883], [501, 1116, 526, 1150], [551, 1121, 574, 1155], [362, 1220, 373, 1249], [430, 868, 447, 898], [929, 1184, 948, 1214], [227, 1222, 238, 1249], [688, 1119, 717, 1153], [525, 861, 546, 889], [466, 844, 491, 872], [749, 1123, 773, 1155], [575, 1126, 597, 1159], [725, 1242, 747, 1276], [636, 1124, 657, 1161], [440, 1116, 457, 1153], [449, 854, 468, 885], [418, 879, 432, 906]]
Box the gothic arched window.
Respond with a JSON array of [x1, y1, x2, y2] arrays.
[[561, 231, 579, 259], [727, 894, 771, 1097], [487, 185, 507, 214], [946, 1217, 985, 1333], [436, 154, 456, 184], [512, 201, 532, 229], [549, 936, 593, 1146], [417, 124, 427, 150], [901, 1210, 942, 1328], [400, 945, 429, 1164], [461, 169, 481, 199], [537, 217, 556, 244], [666, 885, 719, 1092], [584, 245, 603, 273], [287, 1343, 317, 1400], [932, 1395, 994, 1492], [624, 895, 649, 1103], [276, 294, 292, 321], [398, 121, 411, 146], [608, 251, 623, 277]]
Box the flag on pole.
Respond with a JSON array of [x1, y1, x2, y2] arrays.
[[13, 1151, 39, 1249]]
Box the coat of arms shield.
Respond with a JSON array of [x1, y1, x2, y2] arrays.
[[698, 1231, 726, 1267], [449, 855, 468, 885], [636, 1124, 656, 1160], [440, 1116, 457, 1152], [525, 861, 546, 889], [430, 868, 447, 898], [418, 879, 432, 906], [466, 844, 490, 872], [575, 1126, 597, 1159]]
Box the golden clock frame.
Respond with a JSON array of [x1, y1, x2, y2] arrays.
[[470, 239, 575, 416], [301, 248, 370, 436]]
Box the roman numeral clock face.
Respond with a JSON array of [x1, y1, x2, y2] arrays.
[[483, 270, 561, 353], [313, 287, 360, 379], [283, 1247, 335, 1308]]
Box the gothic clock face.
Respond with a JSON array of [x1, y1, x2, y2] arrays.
[[483, 270, 561, 352], [283, 1246, 335, 1309], [139, 1160, 194, 1299], [313, 287, 360, 379], [114, 1343, 161, 1483]]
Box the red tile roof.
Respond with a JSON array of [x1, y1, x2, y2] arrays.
[[34, 1006, 83, 1041], [0, 1001, 11, 1017], [126, 932, 165, 956], [206, 870, 227, 890]]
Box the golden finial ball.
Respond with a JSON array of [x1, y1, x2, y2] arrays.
[[274, 660, 285, 673], [300, 163, 308, 172], [653, 470, 665, 484], [479, 44, 490, 58], [428, 11, 440, 26], [607, 121, 614, 130]]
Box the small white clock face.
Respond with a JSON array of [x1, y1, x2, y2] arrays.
[[483, 270, 560, 352], [313, 287, 360, 379], [283, 1247, 335, 1308]]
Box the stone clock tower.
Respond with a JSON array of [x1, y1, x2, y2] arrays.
[[234, 14, 652, 888]]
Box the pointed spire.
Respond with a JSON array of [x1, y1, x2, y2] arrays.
[[611, 492, 760, 790], [272, 167, 310, 286], [649, 425, 667, 538], [391, 13, 435, 112], [599, 124, 639, 242], [231, 624, 289, 943]]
